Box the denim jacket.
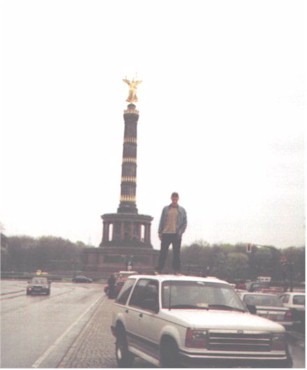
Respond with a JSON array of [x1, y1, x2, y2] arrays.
[[158, 204, 187, 236]]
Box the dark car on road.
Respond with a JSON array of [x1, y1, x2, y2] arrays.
[[72, 275, 93, 283], [26, 277, 51, 295], [104, 270, 138, 298], [245, 280, 270, 292]]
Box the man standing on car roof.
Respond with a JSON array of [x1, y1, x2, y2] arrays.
[[155, 192, 187, 274]]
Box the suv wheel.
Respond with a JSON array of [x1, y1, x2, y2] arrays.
[[160, 338, 180, 368], [115, 326, 134, 367]]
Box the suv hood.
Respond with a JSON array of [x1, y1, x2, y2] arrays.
[[161, 309, 285, 332]]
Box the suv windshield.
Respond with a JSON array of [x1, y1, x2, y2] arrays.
[[162, 280, 246, 311]]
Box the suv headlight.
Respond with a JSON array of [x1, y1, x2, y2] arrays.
[[271, 333, 286, 351], [185, 328, 208, 348]]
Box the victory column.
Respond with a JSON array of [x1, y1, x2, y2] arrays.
[[83, 78, 157, 277]]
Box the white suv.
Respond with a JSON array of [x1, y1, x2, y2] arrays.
[[111, 274, 292, 368]]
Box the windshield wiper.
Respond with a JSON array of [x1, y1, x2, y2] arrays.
[[169, 304, 208, 309], [208, 304, 245, 312]]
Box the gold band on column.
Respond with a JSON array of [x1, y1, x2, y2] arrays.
[[120, 195, 136, 202], [121, 176, 136, 183]]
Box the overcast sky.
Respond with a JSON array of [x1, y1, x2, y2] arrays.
[[0, 0, 305, 250]]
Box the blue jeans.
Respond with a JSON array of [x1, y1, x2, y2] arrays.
[[157, 233, 182, 273]]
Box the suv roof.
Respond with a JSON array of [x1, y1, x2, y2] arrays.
[[127, 274, 230, 285]]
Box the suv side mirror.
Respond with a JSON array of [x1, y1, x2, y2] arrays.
[[247, 304, 257, 315]]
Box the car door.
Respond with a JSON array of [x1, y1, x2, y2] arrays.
[[127, 278, 160, 359]]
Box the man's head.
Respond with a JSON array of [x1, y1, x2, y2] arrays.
[[171, 192, 179, 206]]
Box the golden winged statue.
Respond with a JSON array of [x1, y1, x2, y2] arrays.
[[123, 77, 142, 103]]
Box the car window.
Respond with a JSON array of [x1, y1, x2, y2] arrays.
[[243, 294, 282, 307], [279, 294, 289, 304], [129, 278, 159, 311], [32, 278, 47, 284], [162, 281, 245, 310], [293, 295, 305, 305], [116, 278, 136, 305]]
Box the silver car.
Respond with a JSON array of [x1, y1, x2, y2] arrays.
[[238, 292, 294, 329], [26, 277, 50, 295], [279, 292, 305, 327]]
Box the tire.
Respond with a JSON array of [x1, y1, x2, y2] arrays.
[[115, 326, 134, 367], [160, 338, 180, 368]]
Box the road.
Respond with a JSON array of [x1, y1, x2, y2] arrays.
[[1, 279, 104, 368], [0, 280, 305, 368]]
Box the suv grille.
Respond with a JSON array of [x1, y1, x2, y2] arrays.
[[208, 331, 271, 352]]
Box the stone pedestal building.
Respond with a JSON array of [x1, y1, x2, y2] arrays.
[[83, 101, 158, 277]]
